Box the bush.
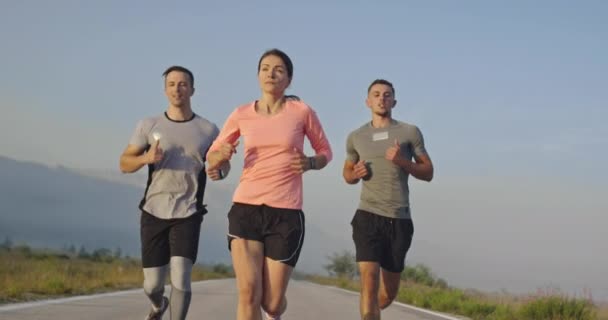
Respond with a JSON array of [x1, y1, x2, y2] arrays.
[[324, 251, 357, 279], [212, 263, 232, 275], [402, 263, 446, 287]]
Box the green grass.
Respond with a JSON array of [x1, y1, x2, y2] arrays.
[[518, 295, 597, 320], [0, 246, 233, 304], [308, 276, 600, 320], [3, 244, 605, 320]]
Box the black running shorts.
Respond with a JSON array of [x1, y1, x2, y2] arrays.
[[351, 209, 414, 273], [227, 203, 305, 267], [140, 211, 203, 268]]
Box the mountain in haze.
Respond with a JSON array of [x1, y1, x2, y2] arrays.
[[0, 156, 346, 273]]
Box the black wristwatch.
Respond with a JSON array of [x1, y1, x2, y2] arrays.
[[308, 157, 316, 170]]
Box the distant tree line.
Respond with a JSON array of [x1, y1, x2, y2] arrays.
[[1, 236, 130, 263], [1, 237, 233, 276]]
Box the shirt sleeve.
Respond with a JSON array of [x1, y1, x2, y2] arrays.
[[345, 132, 359, 163], [304, 106, 333, 163], [207, 109, 241, 155], [210, 123, 220, 144], [204, 123, 221, 156], [411, 126, 427, 157], [128, 120, 149, 148]]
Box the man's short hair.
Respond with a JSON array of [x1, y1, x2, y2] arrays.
[[367, 79, 395, 96], [163, 66, 194, 87]]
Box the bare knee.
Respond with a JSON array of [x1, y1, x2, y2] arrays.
[[379, 290, 397, 309], [261, 295, 285, 316], [378, 278, 400, 309], [238, 282, 262, 307], [377, 267, 402, 307]]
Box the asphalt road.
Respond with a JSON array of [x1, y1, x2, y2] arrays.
[[0, 279, 466, 319]]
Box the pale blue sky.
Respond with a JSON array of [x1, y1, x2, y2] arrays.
[[1, 1, 607, 298], [2, 1, 607, 179]]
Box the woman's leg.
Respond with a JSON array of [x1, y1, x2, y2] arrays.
[[261, 258, 293, 319], [231, 239, 265, 320]]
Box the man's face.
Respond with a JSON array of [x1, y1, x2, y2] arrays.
[[366, 84, 396, 117], [164, 71, 194, 108]]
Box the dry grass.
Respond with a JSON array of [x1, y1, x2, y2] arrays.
[[0, 247, 232, 303], [308, 275, 600, 320]]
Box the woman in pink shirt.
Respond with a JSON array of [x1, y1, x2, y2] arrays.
[[207, 48, 332, 320]]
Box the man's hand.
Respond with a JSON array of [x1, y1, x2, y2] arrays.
[[385, 139, 403, 164], [352, 160, 368, 179], [144, 139, 163, 164]]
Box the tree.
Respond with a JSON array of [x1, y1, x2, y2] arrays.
[[324, 250, 357, 279], [14, 244, 32, 256], [1, 236, 12, 250], [78, 245, 90, 259], [92, 248, 113, 262]]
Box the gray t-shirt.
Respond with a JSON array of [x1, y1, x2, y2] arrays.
[[346, 120, 427, 219], [129, 113, 219, 219]]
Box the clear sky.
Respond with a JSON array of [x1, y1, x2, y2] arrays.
[[1, 1, 607, 298]]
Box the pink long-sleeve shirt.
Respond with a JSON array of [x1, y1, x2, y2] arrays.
[[208, 100, 333, 210]]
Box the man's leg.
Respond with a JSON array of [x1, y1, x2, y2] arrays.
[[358, 262, 381, 320], [352, 210, 385, 320], [140, 211, 171, 318], [168, 212, 203, 320], [143, 266, 169, 311], [378, 269, 401, 309], [378, 217, 413, 309], [169, 256, 193, 320]]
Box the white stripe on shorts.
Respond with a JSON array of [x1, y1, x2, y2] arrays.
[[277, 211, 304, 263]]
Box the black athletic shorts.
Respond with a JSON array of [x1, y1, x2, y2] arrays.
[[227, 203, 305, 267], [351, 209, 414, 273], [140, 210, 203, 268]]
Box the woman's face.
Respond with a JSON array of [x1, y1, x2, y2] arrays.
[[258, 54, 291, 95]]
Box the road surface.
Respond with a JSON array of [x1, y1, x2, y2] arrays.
[[0, 279, 466, 319]]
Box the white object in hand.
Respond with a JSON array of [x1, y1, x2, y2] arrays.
[[152, 132, 162, 141]]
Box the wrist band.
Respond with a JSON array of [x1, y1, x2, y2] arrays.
[[308, 157, 315, 170]]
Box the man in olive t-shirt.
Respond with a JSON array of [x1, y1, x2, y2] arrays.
[[343, 79, 434, 320]]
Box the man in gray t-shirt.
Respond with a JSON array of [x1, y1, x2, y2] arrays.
[[119, 66, 228, 320], [343, 79, 434, 320]]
